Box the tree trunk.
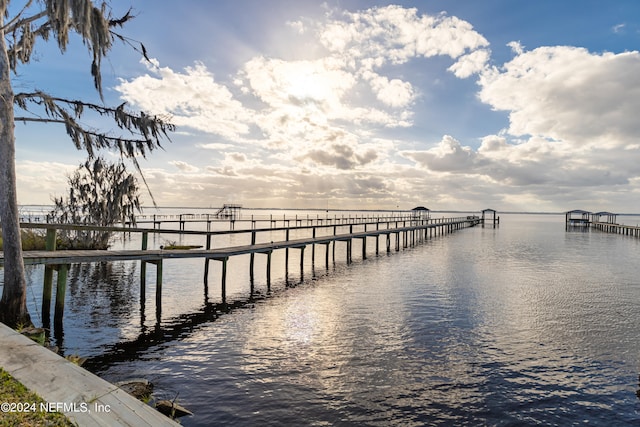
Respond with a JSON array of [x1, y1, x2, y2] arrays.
[[0, 16, 31, 328]]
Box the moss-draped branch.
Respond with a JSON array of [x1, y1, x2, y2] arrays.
[[14, 91, 174, 159], [3, 0, 145, 98]]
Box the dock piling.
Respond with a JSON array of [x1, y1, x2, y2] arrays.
[[53, 264, 69, 329]]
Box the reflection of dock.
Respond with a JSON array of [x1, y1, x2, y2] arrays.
[[2, 215, 482, 336]]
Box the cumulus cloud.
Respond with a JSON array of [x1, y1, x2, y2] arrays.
[[455, 44, 640, 201], [403, 135, 479, 172], [479, 46, 640, 148], [448, 49, 491, 78], [170, 161, 199, 172], [116, 60, 252, 139], [16, 161, 77, 204], [317, 5, 489, 71], [303, 144, 378, 170], [365, 73, 415, 107]]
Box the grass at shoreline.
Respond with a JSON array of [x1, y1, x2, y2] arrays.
[[0, 368, 75, 426]]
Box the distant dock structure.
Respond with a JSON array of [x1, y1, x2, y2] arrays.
[[565, 209, 640, 237], [565, 209, 591, 226], [411, 206, 430, 220], [214, 204, 242, 220], [481, 208, 499, 227]]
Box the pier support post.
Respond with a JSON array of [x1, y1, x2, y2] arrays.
[[204, 234, 212, 286], [42, 266, 53, 328], [155, 260, 163, 322], [221, 257, 228, 304], [285, 229, 290, 275], [140, 231, 148, 295], [42, 228, 57, 326], [362, 237, 367, 260], [53, 264, 69, 330], [249, 231, 256, 283], [266, 251, 272, 291], [332, 240, 336, 263], [311, 228, 316, 266], [324, 243, 330, 269]]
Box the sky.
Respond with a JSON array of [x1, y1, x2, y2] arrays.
[[10, 0, 640, 213]]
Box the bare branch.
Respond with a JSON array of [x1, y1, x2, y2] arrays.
[[14, 117, 65, 124], [0, 1, 41, 33]]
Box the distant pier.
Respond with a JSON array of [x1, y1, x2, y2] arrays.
[[565, 209, 640, 237]]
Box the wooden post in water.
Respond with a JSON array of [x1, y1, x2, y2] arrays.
[[42, 267, 53, 328], [285, 229, 290, 273], [221, 257, 228, 304], [140, 231, 148, 298], [311, 227, 316, 267], [324, 242, 330, 269], [249, 231, 256, 283], [42, 228, 57, 326], [332, 239, 336, 263], [155, 260, 163, 322], [266, 251, 272, 291], [300, 246, 305, 280], [53, 264, 69, 329], [204, 234, 212, 286]]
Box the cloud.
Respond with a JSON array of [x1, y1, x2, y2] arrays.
[[16, 161, 78, 204], [116, 60, 252, 139], [403, 135, 479, 173], [170, 161, 199, 172], [479, 46, 640, 148], [365, 73, 415, 107], [197, 142, 235, 150], [303, 144, 378, 170], [317, 5, 489, 72], [612, 23, 625, 33], [448, 49, 491, 78]]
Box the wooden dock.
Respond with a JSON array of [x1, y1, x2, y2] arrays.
[[590, 221, 640, 237], [1, 215, 484, 331], [0, 323, 180, 426], [565, 209, 640, 237]]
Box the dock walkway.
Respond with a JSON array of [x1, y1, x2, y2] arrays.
[[0, 323, 179, 426]]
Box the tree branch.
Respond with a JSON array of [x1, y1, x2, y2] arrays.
[[14, 117, 65, 124], [14, 116, 162, 145], [14, 91, 173, 165], [1, 3, 45, 34]]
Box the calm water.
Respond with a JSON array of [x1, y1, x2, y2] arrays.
[[8, 212, 640, 425]]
